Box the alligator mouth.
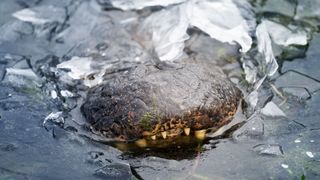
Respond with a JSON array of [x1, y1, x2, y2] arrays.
[[138, 102, 238, 141], [113, 116, 234, 151], [106, 100, 238, 148]]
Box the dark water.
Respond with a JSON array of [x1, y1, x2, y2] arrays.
[[0, 0, 320, 179]]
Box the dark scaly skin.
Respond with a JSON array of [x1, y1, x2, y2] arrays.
[[81, 61, 242, 142]]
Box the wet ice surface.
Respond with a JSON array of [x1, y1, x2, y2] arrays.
[[1, 0, 320, 179]]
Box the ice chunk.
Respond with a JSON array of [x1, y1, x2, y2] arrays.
[[140, 4, 189, 61], [57, 56, 113, 87], [233, 114, 264, 139], [247, 91, 258, 108], [94, 163, 133, 179], [242, 59, 258, 84], [43, 112, 64, 126], [60, 90, 74, 98], [261, 0, 295, 17], [111, 0, 186, 10], [282, 34, 320, 81], [51, 90, 58, 99], [296, 0, 320, 20], [281, 164, 289, 169], [263, 20, 308, 46], [187, 0, 254, 53], [261, 101, 286, 117], [57, 57, 93, 79], [275, 71, 320, 93], [281, 87, 311, 100], [6, 68, 38, 79], [12, 6, 65, 25], [0, 21, 33, 43], [4, 68, 41, 88], [306, 151, 314, 158], [256, 21, 279, 76], [294, 139, 301, 143], [138, 0, 254, 61], [253, 144, 284, 156]]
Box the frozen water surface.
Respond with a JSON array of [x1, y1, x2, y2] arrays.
[[1, 0, 320, 179]]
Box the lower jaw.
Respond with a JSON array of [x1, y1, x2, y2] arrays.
[[114, 133, 209, 152]]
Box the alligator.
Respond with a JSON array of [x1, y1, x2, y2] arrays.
[[81, 57, 242, 148]]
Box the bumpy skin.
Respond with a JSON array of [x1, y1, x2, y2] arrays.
[[81, 62, 242, 141]]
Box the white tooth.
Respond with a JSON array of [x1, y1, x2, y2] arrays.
[[135, 139, 147, 148], [195, 130, 206, 140], [161, 131, 167, 139], [184, 128, 190, 136], [151, 135, 156, 140]]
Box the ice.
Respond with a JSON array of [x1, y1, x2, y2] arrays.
[[306, 151, 314, 158], [0, 21, 33, 43], [43, 111, 64, 126], [282, 34, 320, 81], [253, 144, 283, 156], [57, 56, 113, 87], [275, 71, 320, 93], [294, 139, 301, 143], [111, 0, 186, 10], [242, 59, 258, 84], [139, 4, 189, 61], [12, 6, 66, 25], [247, 91, 258, 108], [256, 21, 279, 77], [263, 20, 308, 47], [138, 0, 254, 61], [4, 68, 41, 88], [51, 90, 58, 99], [94, 163, 133, 179], [281, 87, 311, 100], [60, 90, 74, 98], [260, 102, 286, 117], [57, 57, 93, 80], [186, 0, 254, 53], [261, 0, 295, 17], [233, 114, 264, 139], [6, 68, 38, 79], [296, 0, 320, 20]]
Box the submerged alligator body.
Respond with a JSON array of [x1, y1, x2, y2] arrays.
[[81, 59, 242, 143]]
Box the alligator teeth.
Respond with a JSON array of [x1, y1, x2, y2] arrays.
[[195, 129, 206, 140], [135, 139, 147, 148], [151, 135, 156, 140], [184, 128, 190, 136], [161, 131, 167, 139]]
